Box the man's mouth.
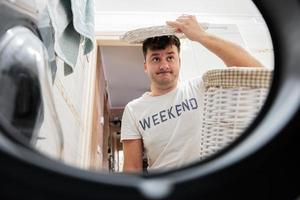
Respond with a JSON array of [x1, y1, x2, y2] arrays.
[[157, 71, 171, 75]]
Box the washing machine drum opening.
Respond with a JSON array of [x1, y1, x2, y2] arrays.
[[0, 26, 43, 146]]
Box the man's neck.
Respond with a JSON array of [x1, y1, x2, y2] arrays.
[[149, 83, 178, 96]]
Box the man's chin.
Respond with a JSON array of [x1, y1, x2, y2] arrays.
[[155, 78, 176, 86], [151, 75, 177, 86]]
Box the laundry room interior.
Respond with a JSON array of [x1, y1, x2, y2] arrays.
[[5, 0, 274, 173]]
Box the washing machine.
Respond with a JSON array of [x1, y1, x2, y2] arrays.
[[0, 0, 299, 199], [0, 0, 46, 147]]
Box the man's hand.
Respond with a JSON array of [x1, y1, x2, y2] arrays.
[[166, 15, 206, 42]]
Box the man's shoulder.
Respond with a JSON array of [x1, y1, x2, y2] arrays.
[[125, 92, 149, 108], [180, 76, 204, 87]]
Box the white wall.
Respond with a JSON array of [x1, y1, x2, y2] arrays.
[[180, 22, 273, 81], [94, 0, 263, 32], [36, 41, 96, 169], [95, 0, 260, 16]]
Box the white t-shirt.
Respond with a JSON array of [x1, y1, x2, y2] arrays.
[[121, 77, 204, 171]]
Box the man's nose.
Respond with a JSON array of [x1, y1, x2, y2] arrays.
[[159, 59, 169, 70]]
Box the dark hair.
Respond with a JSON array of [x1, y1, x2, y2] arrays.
[[142, 35, 181, 59]]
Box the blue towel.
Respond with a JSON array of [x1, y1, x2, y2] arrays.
[[46, 0, 95, 72], [38, 8, 57, 82]]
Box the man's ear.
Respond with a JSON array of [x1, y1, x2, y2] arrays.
[[144, 62, 148, 73]]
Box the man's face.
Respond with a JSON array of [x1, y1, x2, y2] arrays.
[[144, 45, 180, 89]]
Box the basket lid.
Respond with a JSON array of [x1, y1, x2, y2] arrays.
[[202, 67, 273, 88], [120, 25, 186, 44]]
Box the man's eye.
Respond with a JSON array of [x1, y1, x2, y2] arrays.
[[152, 57, 160, 62], [167, 56, 175, 61]]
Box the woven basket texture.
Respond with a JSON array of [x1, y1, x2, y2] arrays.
[[200, 68, 272, 160]]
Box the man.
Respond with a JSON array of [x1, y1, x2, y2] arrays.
[[120, 15, 263, 173]]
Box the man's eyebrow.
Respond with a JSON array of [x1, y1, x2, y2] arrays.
[[150, 53, 160, 57], [149, 51, 175, 57], [166, 51, 175, 55]]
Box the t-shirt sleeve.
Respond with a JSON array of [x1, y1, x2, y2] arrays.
[[184, 76, 205, 94], [120, 104, 142, 142]]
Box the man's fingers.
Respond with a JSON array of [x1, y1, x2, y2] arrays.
[[167, 15, 198, 33], [176, 18, 188, 23], [166, 21, 181, 28], [166, 21, 183, 33]]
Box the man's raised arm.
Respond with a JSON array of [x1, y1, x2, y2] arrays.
[[167, 15, 264, 67]]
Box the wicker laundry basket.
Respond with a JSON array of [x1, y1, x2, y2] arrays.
[[199, 67, 273, 160]]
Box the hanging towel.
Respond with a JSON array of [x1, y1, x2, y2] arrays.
[[38, 7, 57, 82], [46, 0, 95, 72]]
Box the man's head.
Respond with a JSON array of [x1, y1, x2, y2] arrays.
[[142, 35, 181, 59], [142, 35, 181, 95]]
